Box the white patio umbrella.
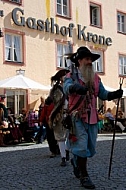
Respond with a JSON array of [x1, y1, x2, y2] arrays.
[[122, 88, 126, 97], [104, 85, 115, 91], [0, 74, 50, 91]]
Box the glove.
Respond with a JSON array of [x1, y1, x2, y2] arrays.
[[69, 84, 88, 95], [107, 89, 123, 101]]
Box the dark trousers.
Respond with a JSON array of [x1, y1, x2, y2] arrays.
[[35, 125, 46, 143], [10, 125, 23, 140], [19, 121, 28, 138], [46, 124, 58, 154]]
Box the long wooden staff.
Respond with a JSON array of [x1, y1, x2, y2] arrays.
[[108, 78, 124, 178]]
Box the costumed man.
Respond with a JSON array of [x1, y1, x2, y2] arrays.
[[39, 96, 59, 158], [63, 46, 123, 189], [49, 69, 70, 166]]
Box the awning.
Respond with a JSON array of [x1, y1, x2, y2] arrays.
[[0, 74, 50, 91]]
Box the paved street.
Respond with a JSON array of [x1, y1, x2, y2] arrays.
[[0, 133, 126, 190]]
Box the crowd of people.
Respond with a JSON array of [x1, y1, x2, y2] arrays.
[[0, 46, 125, 189], [98, 107, 126, 133], [0, 96, 46, 146]]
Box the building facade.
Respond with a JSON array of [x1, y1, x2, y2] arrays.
[[0, 0, 126, 114]]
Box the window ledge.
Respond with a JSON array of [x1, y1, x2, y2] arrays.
[[56, 14, 72, 20], [117, 31, 126, 35], [90, 24, 102, 29], [97, 72, 104, 75], [119, 74, 126, 78], [2, 0, 22, 5], [57, 66, 68, 69], [4, 61, 24, 65]]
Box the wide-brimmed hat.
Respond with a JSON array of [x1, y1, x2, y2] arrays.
[[51, 69, 69, 82], [70, 46, 100, 64]]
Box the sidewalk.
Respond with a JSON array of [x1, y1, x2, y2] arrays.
[[0, 134, 126, 189]]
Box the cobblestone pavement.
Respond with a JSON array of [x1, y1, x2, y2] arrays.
[[0, 133, 126, 190]]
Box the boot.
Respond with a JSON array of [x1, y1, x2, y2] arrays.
[[77, 157, 95, 189], [71, 157, 80, 178], [66, 150, 69, 161], [50, 152, 56, 158], [60, 157, 66, 166], [80, 176, 95, 189]]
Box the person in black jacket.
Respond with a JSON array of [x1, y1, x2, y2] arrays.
[[0, 95, 8, 119]]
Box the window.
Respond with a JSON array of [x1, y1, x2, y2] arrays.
[[56, 0, 70, 17], [120, 98, 124, 112], [3, 0, 21, 3], [92, 50, 103, 73], [6, 90, 26, 115], [119, 55, 126, 76], [57, 43, 70, 68], [97, 98, 104, 111], [11, 0, 21, 2], [5, 33, 22, 63], [117, 12, 126, 34], [90, 3, 101, 27]]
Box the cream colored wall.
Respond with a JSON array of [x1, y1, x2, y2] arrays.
[[0, 0, 126, 110]]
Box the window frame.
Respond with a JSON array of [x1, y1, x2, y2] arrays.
[[120, 98, 125, 112], [92, 49, 104, 73], [4, 29, 25, 65], [6, 89, 26, 115], [2, 0, 22, 5], [97, 98, 104, 111], [117, 11, 126, 34], [56, 41, 70, 69], [119, 54, 126, 76], [90, 2, 102, 28], [56, 0, 71, 18]]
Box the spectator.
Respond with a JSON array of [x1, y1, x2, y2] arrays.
[[18, 108, 29, 141], [98, 112, 104, 133], [26, 109, 40, 142], [38, 96, 45, 118], [0, 95, 9, 146], [7, 108, 23, 143], [105, 108, 126, 132], [0, 95, 8, 119], [36, 97, 46, 144], [118, 109, 125, 119]]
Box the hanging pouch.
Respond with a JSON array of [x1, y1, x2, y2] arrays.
[[62, 114, 73, 130]]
